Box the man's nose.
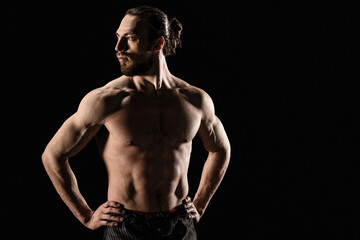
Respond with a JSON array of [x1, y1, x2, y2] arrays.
[[115, 37, 128, 52]]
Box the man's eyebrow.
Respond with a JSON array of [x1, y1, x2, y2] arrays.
[[115, 32, 136, 37]]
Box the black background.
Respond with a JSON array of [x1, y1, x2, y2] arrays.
[[3, 0, 360, 239]]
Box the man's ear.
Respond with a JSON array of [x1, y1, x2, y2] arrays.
[[152, 36, 165, 52]]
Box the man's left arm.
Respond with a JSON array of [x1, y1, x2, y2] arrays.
[[185, 92, 231, 222]]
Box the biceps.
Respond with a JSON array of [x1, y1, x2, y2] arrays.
[[46, 114, 101, 158], [198, 116, 230, 153]]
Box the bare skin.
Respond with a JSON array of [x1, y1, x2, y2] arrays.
[[42, 14, 231, 230]]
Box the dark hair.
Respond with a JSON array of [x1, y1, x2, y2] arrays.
[[125, 6, 183, 56]]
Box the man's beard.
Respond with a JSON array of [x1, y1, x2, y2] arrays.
[[119, 52, 153, 76]]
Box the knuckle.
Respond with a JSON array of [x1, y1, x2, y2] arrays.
[[114, 208, 122, 214], [104, 221, 113, 226]]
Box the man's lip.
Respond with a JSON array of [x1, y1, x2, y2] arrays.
[[118, 56, 128, 62]]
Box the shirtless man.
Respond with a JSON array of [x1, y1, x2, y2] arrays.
[[42, 6, 230, 239]]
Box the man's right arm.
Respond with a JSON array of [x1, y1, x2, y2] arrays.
[[42, 112, 101, 225], [42, 89, 123, 229]]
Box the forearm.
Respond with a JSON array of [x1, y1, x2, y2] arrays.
[[42, 152, 92, 224], [193, 149, 230, 215]]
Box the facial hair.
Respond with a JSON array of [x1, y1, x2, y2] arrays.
[[118, 51, 154, 76]]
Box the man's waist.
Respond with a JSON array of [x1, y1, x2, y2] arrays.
[[124, 204, 186, 220]]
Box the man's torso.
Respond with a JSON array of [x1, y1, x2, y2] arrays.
[[95, 77, 204, 211]]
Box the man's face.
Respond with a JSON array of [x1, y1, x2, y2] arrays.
[[115, 15, 154, 76]]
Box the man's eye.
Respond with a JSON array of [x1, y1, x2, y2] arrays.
[[127, 36, 137, 41]]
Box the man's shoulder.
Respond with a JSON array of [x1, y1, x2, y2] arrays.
[[78, 77, 132, 117], [87, 76, 134, 100], [174, 78, 214, 111], [172, 76, 205, 94], [100, 76, 134, 93]]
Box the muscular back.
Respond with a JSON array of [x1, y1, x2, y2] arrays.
[[91, 76, 208, 211]]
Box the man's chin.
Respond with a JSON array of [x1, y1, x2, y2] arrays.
[[120, 60, 153, 76], [120, 65, 134, 76], [120, 70, 135, 77]]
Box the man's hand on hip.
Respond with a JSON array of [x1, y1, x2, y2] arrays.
[[84, 201, 125, 230]]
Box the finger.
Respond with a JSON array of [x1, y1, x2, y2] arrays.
[[184, 203, 199, 216], [187, 206, 198, 215], [187, 211, 198, 219], [183, 198, 194, 208], [101, 213, 124, 222], [105, 201, 124, 208], [183, 196, 191, 203], [101, 220, 119, 227], [184, 201, 196, 210], [186, 210, 200, 223], [103, 207, 125, 215], [185, 202, 194, 209]]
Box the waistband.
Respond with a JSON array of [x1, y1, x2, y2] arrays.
[[125, 204, 185, 220]]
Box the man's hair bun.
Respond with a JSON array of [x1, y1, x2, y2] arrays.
[[168, 17, 183, 55]]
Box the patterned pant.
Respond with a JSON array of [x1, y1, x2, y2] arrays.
[[103, 206, 197, 240]]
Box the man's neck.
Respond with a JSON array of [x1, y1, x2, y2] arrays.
[[133, 55, 172, 90]]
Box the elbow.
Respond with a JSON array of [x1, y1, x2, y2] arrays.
[[41, 149, 54, 177], [221, 143, 231, 171], [41, 146, 65, 169], [41, 148, 48, 165], [222, 140, 231, 163], [41, 148, 53, 169], [224, 148, 231, 168], [212, 144, 231, 165]]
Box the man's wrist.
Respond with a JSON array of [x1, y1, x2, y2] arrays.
[[72, 206, 93, 226]]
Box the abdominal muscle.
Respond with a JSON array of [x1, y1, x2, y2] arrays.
[[99, 133, 192, 212]]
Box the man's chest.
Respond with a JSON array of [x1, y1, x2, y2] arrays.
[[105, 91, 202, 145]]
